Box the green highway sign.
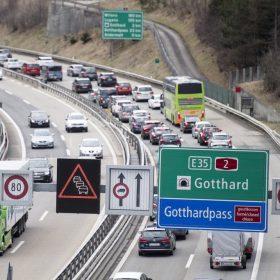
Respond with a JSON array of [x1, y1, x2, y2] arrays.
[[102, 10, 143, 40], [159, 147, 269, 201]]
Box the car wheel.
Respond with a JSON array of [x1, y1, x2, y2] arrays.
[[31, 144, 34, 149], [169, 250, 174, 256], [138, 251, 144, 256], [149, 216, 154, 222], [210, 257, 214, 269], [84, 128, 88, 132]]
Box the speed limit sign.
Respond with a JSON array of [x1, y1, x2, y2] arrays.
[[1, 171, 33, 206]]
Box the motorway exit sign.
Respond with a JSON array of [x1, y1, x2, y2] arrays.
[[158, 147, 269, 232], [102, 10, 143, 40]]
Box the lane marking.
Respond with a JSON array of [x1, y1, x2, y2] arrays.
[[52, 122, 57, 128], [66, 149, 71, 156], [251, 233, 264, 280], [39, 211, 49, 222], [10, 241, 24, 254], [5, 90, 13, 95], [185, 254, 195, 269], [60, 134, 65, 141], [23, 99, 30, 105]]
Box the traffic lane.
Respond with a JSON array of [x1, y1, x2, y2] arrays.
[[120, 227, 202, 280]]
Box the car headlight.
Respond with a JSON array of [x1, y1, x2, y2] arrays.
[[31, 119, 35, 123], [44, 171, 50, 175]]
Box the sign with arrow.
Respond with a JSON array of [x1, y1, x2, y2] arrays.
[[106, 165, 153, 215]]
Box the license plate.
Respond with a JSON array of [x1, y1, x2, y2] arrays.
[[149, 243, 160, 246], [221, 262, 234, 265]]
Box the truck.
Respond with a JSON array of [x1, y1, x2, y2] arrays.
[[0, 160, 30, 256], [207, 231, 255, 269]]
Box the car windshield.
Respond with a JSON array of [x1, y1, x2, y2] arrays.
[[34, 130, 50, 136], [73, 65, 83, 69], [85, 67, 96, 73], [134, 118, 146, 124], [139, 86, 152, 92], [103, 73, 114, 78], [29, 159, 48, 168], [119, 83, 130, 87], [82, 139, 100, 147], [142, 230, 167, 238], [32, 112, 47, 118], [153, 95, 161, 100], [78, 80, 90, 84], [162, 135, 178, 140], [28, 64, 39, 67], [155, 128, 171, 134], [134, 112, 148, 117], [69, 114, 84, 120], [213, 134, 230, 140]]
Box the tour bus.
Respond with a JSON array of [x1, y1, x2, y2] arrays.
[[162, 76, 205, 125], [40, 64, 63, 82]]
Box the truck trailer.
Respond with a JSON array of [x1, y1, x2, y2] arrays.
[[0, 160, 30, 255], [207, 231, 254, 269]]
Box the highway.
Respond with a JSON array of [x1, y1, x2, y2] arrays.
[[1, 53, 280, 280]]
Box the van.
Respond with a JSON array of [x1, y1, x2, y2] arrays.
[[40, 64, 63, 82]]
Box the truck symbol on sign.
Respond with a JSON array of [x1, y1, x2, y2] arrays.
[[73, 176, 88, 195], [117, 188, 126, 194]]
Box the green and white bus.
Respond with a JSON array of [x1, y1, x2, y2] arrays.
[[162, 76, 205, 125]]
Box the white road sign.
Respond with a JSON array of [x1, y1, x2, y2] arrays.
[[272, 178, 280, 215], [106, 165, 153, 215], [0, 171, 33, 206]]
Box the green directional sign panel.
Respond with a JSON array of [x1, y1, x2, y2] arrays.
[[159, 147, 269, 201], [102, 10, 143, 40]]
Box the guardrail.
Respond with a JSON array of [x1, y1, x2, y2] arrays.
[[0, 107, 10, 160]]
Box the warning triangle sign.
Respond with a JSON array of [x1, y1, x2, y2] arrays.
[[58, 164, 98, 199]]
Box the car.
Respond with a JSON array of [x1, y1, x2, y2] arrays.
[[132, 85, 153, 101], [79, 66, 98, 81], [141, 120, 162, 140], [208, 132, 233, 148], [149, 126, 172, 145], [180, 116, 201, 133], [40, 64, 63, 82], [79, 138, 103, 159], [109, 272, 152, 280], [138, 226, 176, 256], [0, 54, 8, 67], [148, 94, 163, 109], [0, 68, 3, 80], [159, 133, 182, 147], [192, 121, 211, 138], [72, 78, 92, 93], [108, 95, 128, 112], [67, 64, 83, 77], [28, 157, 53, 183], [115, 82, 132, 95], [0, 48, 12, 58], [197, 126, 221, 146], [88, 87, 99, 103], [118, 103, 140, 123], [3, 58, 22, 70], [30, 129, 54, 149], [131, 109, 150, 120], [36, 56, 54, 67], [129, 116, 148, 133], [111, 98, 132, 117], [28, 110, 50, 128], [149, 194, 158, 221], [97, 72, 117, 87], [21, 62, 40, 76], [96, 87, 117, 108], [65, 112, 88, 132]]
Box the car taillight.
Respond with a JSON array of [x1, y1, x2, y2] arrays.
[[137, 92, 141, 95], [234, 262, 241, 266], [139, 238, 148, 244], [195, 127, 198, 131], [184, 122, 189, 127], [207, 248, 212, 254], [144, 127, 149, 132], [153, 203, 157, 209], [159, 141, 164, 145], [152, 133, 156, 137], [177, 112, 181, 119], [160, 238, 170, 244]]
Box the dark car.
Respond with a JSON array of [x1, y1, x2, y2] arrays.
[[96, 88, 117, 108], [21, 62, 40, 76], [159, 133, 182, 147], [129, 116, 148, 133], [149, 126, 172, 145], [28, 111, 50, 128], [115, 82, 132, 95], [180, 116, 200, 133], [197, 126, 221, 146], [118, 103, 140, 123], [97, 72, 117, 87], [138, 226, 176, 256], [79, 66, 98, 81], [141, 120, 162, 140], [72, 78, 92, 93], [28, 158, 53, 183]]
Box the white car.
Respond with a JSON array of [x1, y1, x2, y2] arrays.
[[79, 138, 103, 159], [36, 56, 54, 67], [65, 112, 88, 132], [0, 68, 3, 80], [192, 121, 211, 138], [3, 58, 22, 70], [111, 99, 132, 117], [67, 64, 83, 77], [208, 132, 232, 148], [109, 272, 152, 280], [132, 85, 153, 101], [131, 109, 150, 119], [148, 94, 163, 109], [30, 129, 54, 149]]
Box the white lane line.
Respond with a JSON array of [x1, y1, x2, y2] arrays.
[[0, 108, 26, 160], [60, 134, 65, 141], [23, 99, 30, 105], [39, 211, 49, 222], [185, 254, 195, 269], [10, 241, 24, 254], [5, 90, 13, 95], [66, 149, 71, 156], [52, 122, 57, 128], [251, 233, 264, 280]]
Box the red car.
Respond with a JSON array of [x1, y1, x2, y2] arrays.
[[115, 82, 132, 95], [21, 62, 40, 76]]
